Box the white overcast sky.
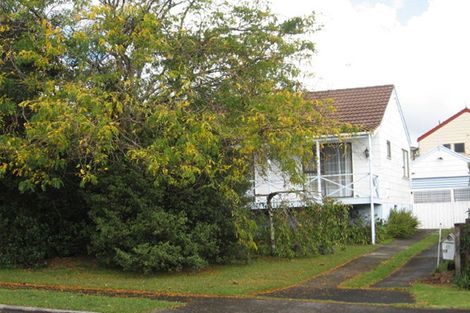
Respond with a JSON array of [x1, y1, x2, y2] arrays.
[[269, 0, 470, 144]]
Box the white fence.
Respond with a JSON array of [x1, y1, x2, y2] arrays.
[[412, 201, 470, 229]]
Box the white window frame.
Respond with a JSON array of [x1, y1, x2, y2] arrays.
[[402, 149, 409, 178], [386, 140, 391, 159]]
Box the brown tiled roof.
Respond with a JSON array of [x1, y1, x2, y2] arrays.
[[305, 85, 395, 131]]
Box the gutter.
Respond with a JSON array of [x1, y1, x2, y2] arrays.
[[313, 131, 371, 143]]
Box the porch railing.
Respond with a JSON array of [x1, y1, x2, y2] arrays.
[[250, 172, 380, 210], [306, 172, 379, 199]]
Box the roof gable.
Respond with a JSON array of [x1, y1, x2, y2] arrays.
[[415, 145, 470, 163], [412, 145, 470, 180], [417, 108, 470, 142], [305, 85, 394, 131]]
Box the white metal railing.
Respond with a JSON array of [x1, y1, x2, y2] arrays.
[[250, 172, 379, 210], [306, 172, 379, 199]]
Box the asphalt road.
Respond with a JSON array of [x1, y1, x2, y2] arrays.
[[157, 297, 469, 313]]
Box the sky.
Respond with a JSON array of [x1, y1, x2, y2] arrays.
[[269, 0, 470, 144]]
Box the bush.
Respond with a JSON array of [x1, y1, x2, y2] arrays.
[[347, 216, 389, 245], [455, 267, 470, 290], [456, 223, 470, 289], [386, 208, 419, 239], [0, 213, 48, 267], [0, 175, 90, 267], [254, 199, 351, 258], [460, 223, 470, 255], [86, 162, 245, 273]]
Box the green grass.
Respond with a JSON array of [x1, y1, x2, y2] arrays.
[[412, 283, 470, 309], [0, 288, 180, 313], [341, 233, 439, 288], [0, 245, 375, 296]]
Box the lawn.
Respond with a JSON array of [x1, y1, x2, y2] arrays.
[[341, 233, 438, 288], [0, 245, 375, 296], [0, 288, 180, 313], [412, 283, 470, 309]]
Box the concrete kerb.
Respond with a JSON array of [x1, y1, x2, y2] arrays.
[[0, 304, 97, 313]]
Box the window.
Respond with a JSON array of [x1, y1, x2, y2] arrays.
[[414, 190, 452, 203], [402, 149, 409, 178], [305, 143, 353, 198], [454, 143, 465, 153], [386, 140, 391, 159], [321, 143, 353, 197], [443, 143, 451, 149], [454, 188, 470, 202]]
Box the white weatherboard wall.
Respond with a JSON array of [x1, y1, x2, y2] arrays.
[[254, 160, 305, 208], [373, 90, 412, 219], [419, 110, 470, 156], [411, 146, 470, 228], [412, 146, 470, 179]]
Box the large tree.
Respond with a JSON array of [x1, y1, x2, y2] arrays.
[[0, 0, 339, 270]]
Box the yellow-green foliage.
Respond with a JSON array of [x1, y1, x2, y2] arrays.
[[0, 0, 345, 269], [0, 0, 339, 196]]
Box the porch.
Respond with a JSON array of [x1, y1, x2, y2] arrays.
[[305, 172, 380, 205], [253, 133, 381, 207]]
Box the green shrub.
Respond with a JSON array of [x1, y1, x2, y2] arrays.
[[0, 213, 48, 267], [455, 267, 470, 290], [0, 175, 90, 267], [255, 199, 351, 258], [460, 223, 470, 254], [457, 223, 470, 289], [347, 217, 389, 245], [436, 260, 454, 274], [86, 162, 246, 273], [386, 208, 419, 239]]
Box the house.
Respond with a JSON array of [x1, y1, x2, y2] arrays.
[[411, 146, 470, 229], [253, 85, 413, 243], [417, 108, 470, 157]]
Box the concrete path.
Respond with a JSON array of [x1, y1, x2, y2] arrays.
[[263, 287, 414, 304], [374, 244, 439, 288], [268, 231, 431, 290], [260, 231, 434, 304]]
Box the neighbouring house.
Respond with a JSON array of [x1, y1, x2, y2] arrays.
[[411, 145, 470, 229], [253, 85, 413, 242], [417, 108, 470, 157]]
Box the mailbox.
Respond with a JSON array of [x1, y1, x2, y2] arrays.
[[442, 233, 456, 261]]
